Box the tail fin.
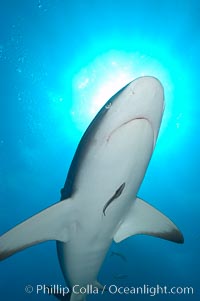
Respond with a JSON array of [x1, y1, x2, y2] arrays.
[[70, 292, 86, 301]]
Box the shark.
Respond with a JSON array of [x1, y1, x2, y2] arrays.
[[0, 76, 184, 301]]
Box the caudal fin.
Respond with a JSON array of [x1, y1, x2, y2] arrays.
[[70, 292, 86, 301]]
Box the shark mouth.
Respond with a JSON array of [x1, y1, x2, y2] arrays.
[[106, 117, 155, 146]]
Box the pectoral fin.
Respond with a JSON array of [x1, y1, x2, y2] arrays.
[[0, 198, 77, 260], [114, 197, 184, 243]]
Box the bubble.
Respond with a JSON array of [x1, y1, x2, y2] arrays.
[[38, 1, 42, 8]]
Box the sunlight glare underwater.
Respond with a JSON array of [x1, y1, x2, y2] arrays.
[[52, 45, 191, 153]]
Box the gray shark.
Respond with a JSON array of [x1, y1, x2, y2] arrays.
[[0, 76, 184, 301]]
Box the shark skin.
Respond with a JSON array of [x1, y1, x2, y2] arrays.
[[0, 76, 184, 301]]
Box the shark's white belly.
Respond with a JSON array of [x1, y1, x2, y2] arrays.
[[57, 197, 131, 287], [57, 119, 154, 287]]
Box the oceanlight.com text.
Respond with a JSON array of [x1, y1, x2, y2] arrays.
[[25, 283, 194, 297]]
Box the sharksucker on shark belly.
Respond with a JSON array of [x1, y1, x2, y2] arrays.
[[0, 76, 184, 301], [103, 182, 126, 216]]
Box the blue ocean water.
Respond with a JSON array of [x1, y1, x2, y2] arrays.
[[0, 0, 199, 300]]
